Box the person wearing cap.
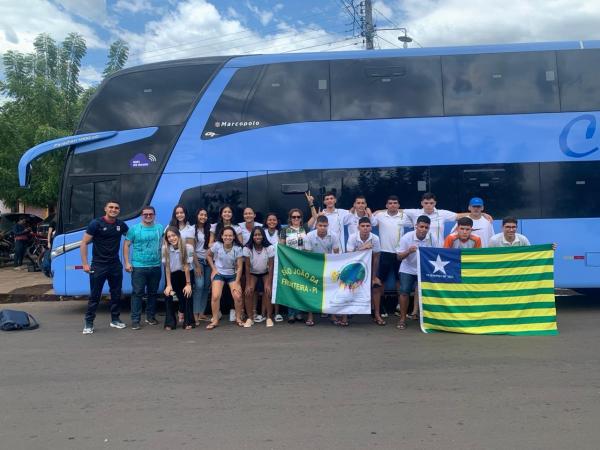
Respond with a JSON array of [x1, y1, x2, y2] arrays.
[[450, 197, 495, 247]]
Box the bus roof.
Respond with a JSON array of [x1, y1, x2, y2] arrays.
[[114, 40, 600, 74]]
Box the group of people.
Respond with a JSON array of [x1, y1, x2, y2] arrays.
[[79, 191, 539, 334]]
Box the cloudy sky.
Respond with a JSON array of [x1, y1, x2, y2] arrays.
[[2, 0, 600, 88]]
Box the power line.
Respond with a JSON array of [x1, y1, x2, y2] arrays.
[[377, 34, 401, 49], [282, 36, 360, 53], [373, 7, 399, 28]]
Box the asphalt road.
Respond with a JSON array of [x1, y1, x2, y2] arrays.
[[1, 296, 600, 450]]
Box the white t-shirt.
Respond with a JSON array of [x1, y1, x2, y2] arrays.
[[346, 232, 381, 253], [242, 245, 275, 274], [404, 208, 457, 247], [451, 216, 495, 247], [194, 227, 209, 260], [345, 212, 377, 237], [209, 242, 244, 275], [238, 221, 263, 246], [165, 223, 195, 242], [372, 210, 411, 253], [162, 244, 194, 273], [304, 230, 340, 254], [489, 233, 531, 247], [396, 231, 435, 275], [321, 208, 351, 251], [264, 228, 280, 246]]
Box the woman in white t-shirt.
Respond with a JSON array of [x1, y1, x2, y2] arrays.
[[209, 204, 243, 246], [242, 227, 275, 328], [168, 204, 195, 324], [263, 213, 283, 322], [192, 208, 211, 325], [238, 207, 263, 246], [206, 226, 244, 330], [162, 226, 194, 330]]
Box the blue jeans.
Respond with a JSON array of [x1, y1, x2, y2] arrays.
[[193, 259, 211, 314], [131, 266, 162, 323]]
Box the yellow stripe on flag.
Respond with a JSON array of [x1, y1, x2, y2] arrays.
[[421, 279, 554, 292], [420, 293, 555, 306], [461, 265, 554, 277], [423, 321, 558, 334], [461, 250, 553, 263]]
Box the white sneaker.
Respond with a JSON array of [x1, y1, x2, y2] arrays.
[[274, 314, 284, 322], [83, 324, 94, 334], [254, 314, 266, 323], [243, 318, 254, 328], [266, 318, 274, 327], [110, 320, 127, 329]]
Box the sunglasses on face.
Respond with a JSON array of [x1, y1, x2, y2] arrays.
[[142, 213, 155, 217], [291, 215, 302, 219]]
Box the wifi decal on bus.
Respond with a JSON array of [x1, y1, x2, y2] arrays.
[[129, 153, 157, 168]]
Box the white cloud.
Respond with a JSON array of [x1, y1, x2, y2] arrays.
[[114, 0, 154, 14], [0, 0, 105, 54], [79, 64, 103, 88], [121, 0, 353, 66], [56, 0, 107, 23], [246, 1, 283, 26], [376, 0, 600, 48]]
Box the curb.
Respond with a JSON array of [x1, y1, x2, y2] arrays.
[[0, 293, 84, 304]]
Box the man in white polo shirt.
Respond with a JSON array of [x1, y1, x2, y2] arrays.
[[347, 217, 385, 325], [372, 195, 412, 316], [395, 215, 434, 330], [308, 191, 351, 252], [489, 216, 531, 247], [450, 197, 495, 247], [346, 195, 377, 237]]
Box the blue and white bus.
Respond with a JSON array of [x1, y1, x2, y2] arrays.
[[19, 40, 600, 295]]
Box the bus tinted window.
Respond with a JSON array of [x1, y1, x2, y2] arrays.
[[442, 52, 559, 115], [79, 64, 219, 132], [541, 161, 600, 218], [331, 57, 443, 120], [557, 49, 600, 112], [203, 61, 330, 138]]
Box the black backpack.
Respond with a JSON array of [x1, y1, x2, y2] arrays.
[[0, 309, 39, 331]]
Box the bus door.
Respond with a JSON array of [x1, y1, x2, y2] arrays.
[[62, 175, 120, 295]]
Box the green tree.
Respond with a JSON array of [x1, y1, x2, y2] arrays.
[[103, 39, 129, 78], [0, 33, 129, 211]]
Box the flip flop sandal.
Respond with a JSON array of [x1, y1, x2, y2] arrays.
[[373, 318, 386, 326], [396, 321, 407, 330], [339, 321, 349, 327], [206, 322, 218, 330], [305, 320, 315, 326]]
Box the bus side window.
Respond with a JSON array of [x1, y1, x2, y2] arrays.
[[557, 49, 600, 112]]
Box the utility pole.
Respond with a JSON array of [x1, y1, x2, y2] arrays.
[[362, 0, 375, 50]]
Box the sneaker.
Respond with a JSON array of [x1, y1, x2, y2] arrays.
[[110, 320, 127, 329], [145, 318, 158, 325], [131, 322, 141, 330], [82, 324, 94, 334], [381, 312, 389, 318], [266, 318, 274, 327], [254, 314, 266, 323], [274, 314, 284, 322], [243, 318, 254, 328]]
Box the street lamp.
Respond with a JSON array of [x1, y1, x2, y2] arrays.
[[397, 28, 413, 48]]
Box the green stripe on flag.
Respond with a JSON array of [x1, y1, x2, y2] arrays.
[[462, 258, 554, 269], [421, 287, 555, 298], [422, 302, 557, 313], [460, 272, 554, 283]]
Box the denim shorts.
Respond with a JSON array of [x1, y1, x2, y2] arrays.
[[399, 272, 418, 295], [214, 273, 236, 283]]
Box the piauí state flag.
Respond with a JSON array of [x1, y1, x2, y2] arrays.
[[273, 245, 372, 314], [417, 244, 558, 335]]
